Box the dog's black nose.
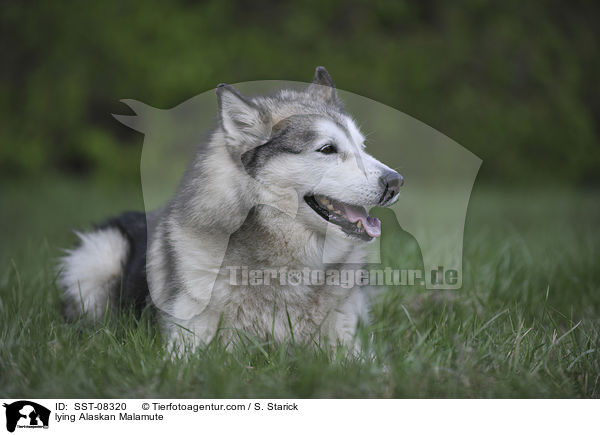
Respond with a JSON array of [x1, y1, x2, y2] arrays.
[[378, 171, 404, 205]]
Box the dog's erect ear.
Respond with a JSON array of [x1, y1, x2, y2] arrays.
[[216, 83, 270, 145], [312, 66, 335, 88], [308, 66, 338, 104]]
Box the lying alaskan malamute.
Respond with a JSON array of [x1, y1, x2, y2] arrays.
[[59, 67, 403, 352]]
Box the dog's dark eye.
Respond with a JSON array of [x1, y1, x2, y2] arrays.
[[317, 144, 337, 154]]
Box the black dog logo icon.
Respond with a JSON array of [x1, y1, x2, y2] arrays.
[[3, 401, 50, 432]]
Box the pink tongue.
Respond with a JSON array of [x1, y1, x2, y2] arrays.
[[342, 204, 382, 238]]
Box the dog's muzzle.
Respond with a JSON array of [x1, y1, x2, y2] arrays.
[[378, 171, 404, 206]]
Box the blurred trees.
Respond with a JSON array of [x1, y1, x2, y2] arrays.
[[2, 0, 599, 185]]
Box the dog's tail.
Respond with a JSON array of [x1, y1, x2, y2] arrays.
[[58, 211, 148, 320]]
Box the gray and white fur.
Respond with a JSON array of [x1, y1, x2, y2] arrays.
[[59, 67, 403, 353]]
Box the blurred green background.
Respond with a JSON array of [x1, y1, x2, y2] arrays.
[[2, 0, 599, 186]]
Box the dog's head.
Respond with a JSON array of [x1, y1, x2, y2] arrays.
[[216, 66, 403, 242]]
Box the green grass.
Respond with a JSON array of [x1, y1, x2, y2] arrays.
[[1, 179, 599, 398]]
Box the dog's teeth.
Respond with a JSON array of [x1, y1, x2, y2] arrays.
[[327, 204, 334, 210], [356, 220, 363, 229], [334, 210, 342, 215]]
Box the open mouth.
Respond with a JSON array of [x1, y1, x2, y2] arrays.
[[304, 194, 381, 242]]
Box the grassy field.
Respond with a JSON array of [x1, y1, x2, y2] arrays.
[[1, 178, 599, 398]]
